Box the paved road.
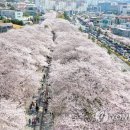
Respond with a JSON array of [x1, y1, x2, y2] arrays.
[[76, 18, 130, 62]]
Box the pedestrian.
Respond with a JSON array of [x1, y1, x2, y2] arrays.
[[32, 101, 35, 106], [29, 104, 32, 110], [33, 118, 37, 126], [52, 113, 54, 120], [30, 101, 35, 109], [36, 99, 39, 105], [45, 107, 47, 113], [36, 104, 39, 113], [28, 118, 31, 126], [36, 117, 40, 123], [32, 118, 34, 126], [44, 99, 48, 107], [31, 105, 36, 114], [48, 97, 51, 99]]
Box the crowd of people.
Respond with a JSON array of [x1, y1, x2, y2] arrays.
[[28, 96, 49, 127], [28, 116, 40, 126], [28, 101, 40, 127], [27, 56, 52, 128], [29, 101, 39, 114]]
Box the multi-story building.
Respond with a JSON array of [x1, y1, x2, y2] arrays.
[[56, 1, 66, 11], [0, 9, 23, 20], [127, 4, 130, 15], [35, 0, 88, 12], [0, 0, 6, 4], [98, 2, 111, 13], [16, 2, 27, 11], [118, 2, 128, 15], [110, 2, 118, 14], [78, 3, 87, 12], [35, 0, 44, 11], [115, 16, 130, 24], [25, 4, 38, 16], [111, 24, 130, 38]]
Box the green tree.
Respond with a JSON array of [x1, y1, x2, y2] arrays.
[[63, 12, 70, 21], [107, 49, 111, 55], [10, 6, 15, 10], [23, 12, 30, 17], [0, 16, 4, 20], [3, 19, 11, 23], [92, 37, 95, 42], [33, 15, 40, 24], [79, 26, 83, 32]]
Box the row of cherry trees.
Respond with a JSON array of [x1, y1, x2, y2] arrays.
[[47, 18, 130, 130]]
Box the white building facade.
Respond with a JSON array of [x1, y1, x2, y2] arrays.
[[35, 0, 88, 12], [0, 10, 23, 20]]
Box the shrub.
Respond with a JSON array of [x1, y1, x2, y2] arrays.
[[63, 12, 70, 21], [11, 19, 24, 25], [92, 37, 95, 42], [107, 49, 111, 55], [3, 19, 24, 26], [79, 26, 83, 32]]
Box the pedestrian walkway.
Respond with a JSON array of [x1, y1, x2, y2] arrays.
[[25, 55, 53, 130], [25, 90, 54, 130], [39, 112, 53, 130]]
